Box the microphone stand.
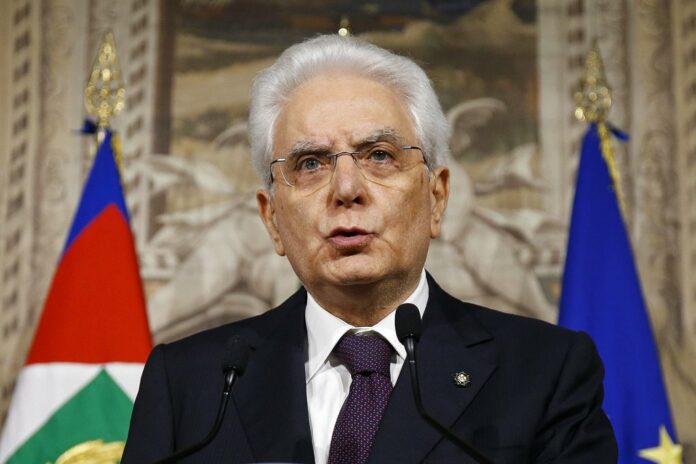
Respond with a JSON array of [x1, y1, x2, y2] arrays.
[[404, 337, 493, 464], [152, 333, 252, 464], [396, 304, 493, 464], [153, 369, 238, 464]]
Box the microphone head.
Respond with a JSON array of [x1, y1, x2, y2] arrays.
[[395, 303, 422, 343], [221, 335, 252, 375]]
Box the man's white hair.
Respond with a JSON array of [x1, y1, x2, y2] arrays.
[[248, 34, 450, 188]]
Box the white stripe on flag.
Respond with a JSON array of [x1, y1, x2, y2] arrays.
[[105, 363, 145, 401]]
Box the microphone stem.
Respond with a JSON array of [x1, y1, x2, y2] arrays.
[[153, 371, 237, 464], [405, 338, 494, 464]]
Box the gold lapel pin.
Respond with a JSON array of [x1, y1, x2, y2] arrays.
[[453, 371, 471, 387]]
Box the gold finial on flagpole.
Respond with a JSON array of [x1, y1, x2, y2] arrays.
[[338, 16, 351, 37], [574, 39, 612, 123], [85, 31, 126, 129], [84, 31, 126, 171], [574, 39, 625, 214]]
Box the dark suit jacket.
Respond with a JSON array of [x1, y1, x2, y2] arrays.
[[122, 275, 617, 463]]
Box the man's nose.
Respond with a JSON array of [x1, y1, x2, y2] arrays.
[[329, 153, 367, 206]]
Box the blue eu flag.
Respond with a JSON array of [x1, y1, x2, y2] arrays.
[[558, 123, 681, 463]]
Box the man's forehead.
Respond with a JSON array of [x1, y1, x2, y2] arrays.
[[286, 128, 405, 152]]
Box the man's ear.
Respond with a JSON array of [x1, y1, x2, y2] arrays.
[[429, 166, 449, 239], [257, 189, 286, 256]]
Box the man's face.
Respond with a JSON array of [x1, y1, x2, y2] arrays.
[[257, 73, 449, 293]]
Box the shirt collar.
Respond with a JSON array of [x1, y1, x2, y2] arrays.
[[305, 269, 429, 383]]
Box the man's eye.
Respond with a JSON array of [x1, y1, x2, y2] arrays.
[[368, 149, 394, 162], [297, 156, 323, 171]]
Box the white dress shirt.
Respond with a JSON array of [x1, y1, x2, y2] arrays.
[[304, 270, 429, 464]]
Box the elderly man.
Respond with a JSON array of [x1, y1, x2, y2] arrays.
[[123, 35, 617, 463]]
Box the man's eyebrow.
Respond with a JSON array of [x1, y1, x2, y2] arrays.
[[353, 128, 405, 148], [286, 141, 331, 157], [284, 129, 406, 157]]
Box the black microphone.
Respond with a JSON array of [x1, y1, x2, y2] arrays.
[[153, 335, 252, 464], [395, 304, 494, 464]]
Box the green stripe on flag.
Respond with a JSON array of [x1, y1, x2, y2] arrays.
[[7, 369, 133, 464]]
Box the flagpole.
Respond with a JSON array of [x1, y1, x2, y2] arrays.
[[50, 31, 131, 463]]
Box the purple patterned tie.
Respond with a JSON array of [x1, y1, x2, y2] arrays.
[[328, 334, 394, 464]]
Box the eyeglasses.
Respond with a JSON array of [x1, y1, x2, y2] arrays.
[[269, 144, 425, 189]]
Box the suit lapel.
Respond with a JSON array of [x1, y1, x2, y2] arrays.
[[232, 289, 315, 464], [368, 278, 497, 463]]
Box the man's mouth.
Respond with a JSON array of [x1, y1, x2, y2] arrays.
[[327, 227, 373, 251]]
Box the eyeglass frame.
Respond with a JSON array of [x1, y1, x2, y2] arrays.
[[268, 145, 428, 188]]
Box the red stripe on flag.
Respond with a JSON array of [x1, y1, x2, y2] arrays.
[[27, 204, 152, 365]]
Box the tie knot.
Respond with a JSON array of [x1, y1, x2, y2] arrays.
[[334, 334, 393, 377]]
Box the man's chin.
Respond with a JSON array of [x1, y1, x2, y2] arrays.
[[323, 260, 388, 287], [333, 274, 381, 286]]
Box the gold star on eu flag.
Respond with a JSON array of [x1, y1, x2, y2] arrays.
[[638, 425, 683, 464]]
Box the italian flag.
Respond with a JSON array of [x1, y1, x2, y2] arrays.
[[0, 131, 152, 463]]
